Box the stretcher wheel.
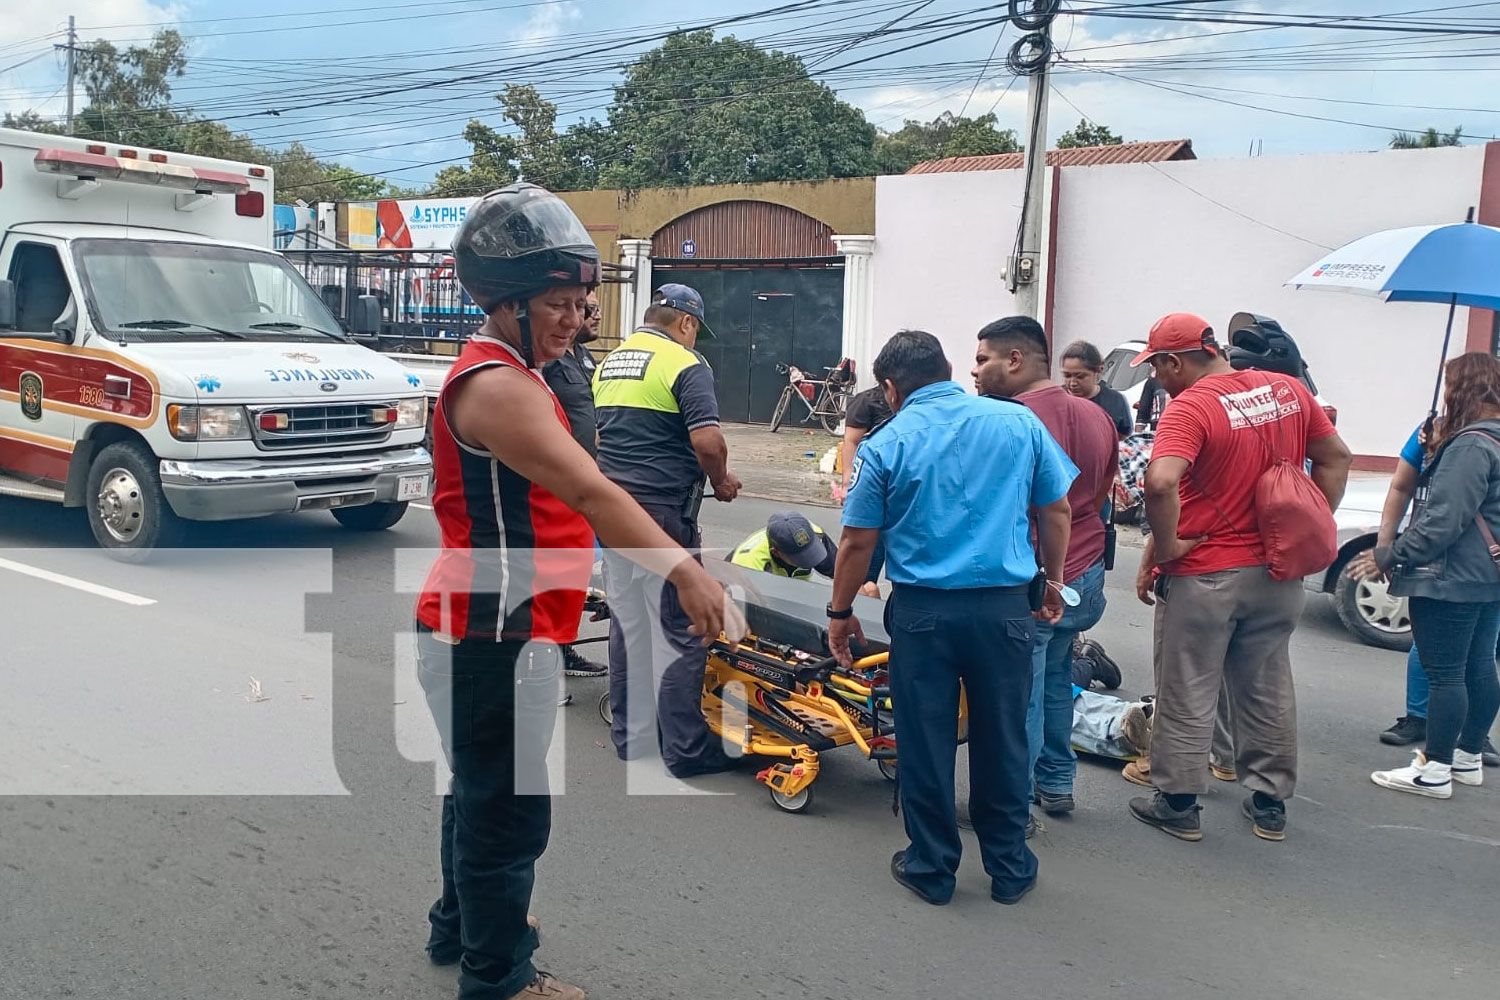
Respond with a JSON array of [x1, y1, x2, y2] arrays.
[[877, 758, 899, 782], [769, 785, 813, 813], [597, 692, 612, 726]]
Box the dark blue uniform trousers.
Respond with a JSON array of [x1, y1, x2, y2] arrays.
[[887, 583, 1038, 901]]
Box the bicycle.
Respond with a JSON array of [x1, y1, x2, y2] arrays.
[[769, 358, 855, 435]]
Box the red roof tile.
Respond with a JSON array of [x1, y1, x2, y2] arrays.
[[907, 139, 1195, 174]]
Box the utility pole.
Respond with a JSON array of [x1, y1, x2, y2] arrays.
[[55, 16, 79, 135], [1012, 54, 1051, 320], [1006, 3, 1059, 321]]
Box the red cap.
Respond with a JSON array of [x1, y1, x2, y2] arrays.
[[1130, 312, 1215, 366]]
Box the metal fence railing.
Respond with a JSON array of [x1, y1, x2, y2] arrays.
[[281, 248, 636, 356]]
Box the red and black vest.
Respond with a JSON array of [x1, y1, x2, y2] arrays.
[[416, 336, 594, 642]]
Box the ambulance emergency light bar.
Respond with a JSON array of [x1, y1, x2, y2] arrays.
[[31, 146, 264, 215]]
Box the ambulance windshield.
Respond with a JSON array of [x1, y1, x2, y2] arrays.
[[73, 239, 345, 341]]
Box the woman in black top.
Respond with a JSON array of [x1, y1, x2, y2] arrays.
[[1059, 340, 1132, 437]]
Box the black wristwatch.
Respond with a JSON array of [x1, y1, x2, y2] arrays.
[[826, 602, 854, 620]]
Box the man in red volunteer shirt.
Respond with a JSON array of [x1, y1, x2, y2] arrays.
[[414, 182, 743, 1000], [1129, 313, 1350, 844]]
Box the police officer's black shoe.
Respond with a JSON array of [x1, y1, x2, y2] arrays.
[[890, 850, 950, 905], [991, 878, 1036, 906]]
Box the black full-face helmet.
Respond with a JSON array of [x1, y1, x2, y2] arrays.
[[452, 182, 600, 314]]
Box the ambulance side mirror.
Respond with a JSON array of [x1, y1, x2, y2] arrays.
[[0, 280, 15, 330], [351, 295, 381, 336]]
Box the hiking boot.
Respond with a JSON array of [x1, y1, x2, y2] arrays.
[[506, 972, 585, 1000], [1122, 757, 1153, 787], [1034, 789, 1075, 816], [1128, 792, 1202, 841], [1371, 750, 1452, 799], [1208, 760, 1237, 782], [1076, 638, 1123, 690], [1482, 737, 1499, 768], [1241, 794, 1287, 842], [1120, 702, 1152, 756], [1453, 748, 1484, 786], [1379, 716, 1426, 747], [890, 850, 950, 905], [562, 645, 607, 678]]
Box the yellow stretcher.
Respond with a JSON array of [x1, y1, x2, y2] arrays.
[[590, 591, 969, 813]]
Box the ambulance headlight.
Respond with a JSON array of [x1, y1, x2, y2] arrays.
[[167, 404, 250, 441], [396, 397, 428, 430]]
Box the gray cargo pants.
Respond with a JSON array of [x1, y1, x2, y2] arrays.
[[1151, 566, 1303, 800]]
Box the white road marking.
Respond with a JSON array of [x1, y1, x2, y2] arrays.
[[412, 502, 433, 510], [1371, 825, 1500, 849], [0, 557, 157, 606]]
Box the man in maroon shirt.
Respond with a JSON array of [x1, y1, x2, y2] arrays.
[[1131, 313, 1350, 844], [973, 316, 1119, 817]]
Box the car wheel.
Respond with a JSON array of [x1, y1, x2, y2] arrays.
[[1334, 569, 1413, 651]]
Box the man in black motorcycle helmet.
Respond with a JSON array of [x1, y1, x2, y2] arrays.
[[416, 182, 742, 1000]]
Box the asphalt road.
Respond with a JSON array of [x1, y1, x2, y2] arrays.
[[2, 493, 1497, 1000]]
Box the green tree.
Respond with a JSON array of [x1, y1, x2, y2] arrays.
[[432, 85, 598, 196], [1056, 118, 1124, 149], [1390, 126, 1463, 149], [2, 110, 65, 134], [593, 30, 877, 188], [2, 29, 394, 203], [873, 111, 1019, 173]]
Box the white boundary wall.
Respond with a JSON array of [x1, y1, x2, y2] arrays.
[[872, 145, 1488, 458]]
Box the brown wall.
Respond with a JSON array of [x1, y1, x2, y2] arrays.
[[558, 178, 876, 344]]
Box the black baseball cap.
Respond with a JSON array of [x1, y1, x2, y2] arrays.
[[652, 283, 714, 339], [766, 512, 832, 570]]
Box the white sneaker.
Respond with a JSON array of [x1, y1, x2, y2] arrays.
[[1453, 748, 1484, 786], [1371, 751, 1452, 799]]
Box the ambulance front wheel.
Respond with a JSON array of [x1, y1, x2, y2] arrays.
[[87, 440, 184, 562], [333, 501, 408, 531]]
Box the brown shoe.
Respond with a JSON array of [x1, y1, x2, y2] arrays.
[[1209, 761, 1238, 782], [1120, 703, 1152, 756], [506, 971, 585, 1000], [1122, 757, 1153, 787]]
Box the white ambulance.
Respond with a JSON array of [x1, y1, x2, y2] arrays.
[[0, 128, 431, 560]]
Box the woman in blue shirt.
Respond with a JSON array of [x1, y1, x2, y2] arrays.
[[1349, 424, 1499, 764]]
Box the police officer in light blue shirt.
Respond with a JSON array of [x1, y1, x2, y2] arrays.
[[828, 329, 1076, 907]]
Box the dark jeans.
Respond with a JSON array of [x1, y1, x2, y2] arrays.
[[1408, 597, 1500, 765], [602, 503, 713, 773], [416, 625, 561, 999], [886, 583, 1037, 902]]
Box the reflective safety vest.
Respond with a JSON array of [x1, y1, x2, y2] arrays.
[[728, 525, 830, 580], [593, 327, 718, 507]]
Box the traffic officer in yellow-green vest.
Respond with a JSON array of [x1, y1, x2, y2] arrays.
[[729, 512, 839, 580], [593, 283, 744, 779]]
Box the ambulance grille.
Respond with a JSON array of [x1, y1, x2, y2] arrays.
[[250, 402, 397, 450]]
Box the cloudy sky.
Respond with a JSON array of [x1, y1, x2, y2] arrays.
[[2, 0, 1497, 188]]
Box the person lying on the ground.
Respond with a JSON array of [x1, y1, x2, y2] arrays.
[[1072, 687, 1153, 761]]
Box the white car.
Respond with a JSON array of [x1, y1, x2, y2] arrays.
[[1100, 340, 1338, 429], [1102, 340, 1409, 650]]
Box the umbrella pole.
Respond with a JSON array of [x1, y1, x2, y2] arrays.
[[1426, 292, 1461, 438]]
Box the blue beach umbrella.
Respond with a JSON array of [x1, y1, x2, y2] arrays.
[[1286, 209, 1500, 424]]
